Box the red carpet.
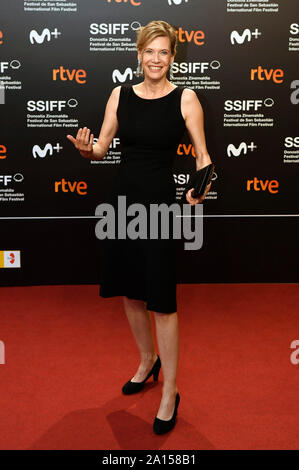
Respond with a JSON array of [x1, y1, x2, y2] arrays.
[[0, 283, 298, 450]]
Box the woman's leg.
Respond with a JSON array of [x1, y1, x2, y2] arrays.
[[153, 311, 179, 420], [123, 296, 158, 382]]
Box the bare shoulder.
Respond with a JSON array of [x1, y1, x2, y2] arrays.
[[111, 85, 122, 97], [181, 87, 200, 104], [181, 88, 201, 120]]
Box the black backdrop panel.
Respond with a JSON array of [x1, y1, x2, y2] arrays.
[[0, 0, 298, 284]]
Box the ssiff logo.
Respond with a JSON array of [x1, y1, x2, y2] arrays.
[[285, 137, 299, 148], [0, 251, 21, 268], [173, 172, 217, 185], [90, 23, 137, 35], [0, 60, 21, 73], [290, 23, 299, 35], [0, 174, 24, 186], [27, 99, 78, 112], [225, 98, 274, 111], [173, 61, 221, 75]]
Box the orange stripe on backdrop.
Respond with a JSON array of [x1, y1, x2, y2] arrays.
[[0, 251, 5, 268]]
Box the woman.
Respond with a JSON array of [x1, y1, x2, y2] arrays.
[[67, 20, 212, 435]]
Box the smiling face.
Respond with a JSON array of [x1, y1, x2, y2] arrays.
[[138, 36, 174, 80]]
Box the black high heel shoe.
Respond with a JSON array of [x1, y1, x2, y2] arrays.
[[153, 392, 180, 434], [122, 355, 161, 395]]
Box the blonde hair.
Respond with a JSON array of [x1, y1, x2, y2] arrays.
[[136, 20, 178, 56]]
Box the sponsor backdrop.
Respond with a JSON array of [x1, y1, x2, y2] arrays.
[[0, 0, 298, 286]]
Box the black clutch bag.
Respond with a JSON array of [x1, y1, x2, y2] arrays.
[[180, 163, 215, 203]]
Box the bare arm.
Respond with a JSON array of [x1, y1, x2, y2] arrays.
[[92, 86, 120, 160], [181, 89, 213, 205], [66, 86, 121, 160], [182, 88, 212, 170]]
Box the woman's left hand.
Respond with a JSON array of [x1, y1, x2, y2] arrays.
[[185, 182, 212, 206]]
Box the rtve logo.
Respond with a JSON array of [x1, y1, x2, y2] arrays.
[[285, 137, 299, 148], [227, 142, 257, 157], [106, 0, 141, 5], [246, 178, 279, 193], [176, 27, 205, 46], [29, 28, 61, 44], [250, 66, 284, 84], [52, 66, 87, 84], [0, 60, 21, 73], [55, 179, 87, 195], [32, 143, 63, 158], [27, 99, 78, 111], [230, 28, 261, 44], [0, 144, 7, 159], [177, 143, 196, 158]]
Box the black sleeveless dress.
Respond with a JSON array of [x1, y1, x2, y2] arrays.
[[99, 84, 186, 313]]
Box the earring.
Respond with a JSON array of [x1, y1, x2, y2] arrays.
[[169, 62, 174, 80], [136, 59, 143, 77]]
